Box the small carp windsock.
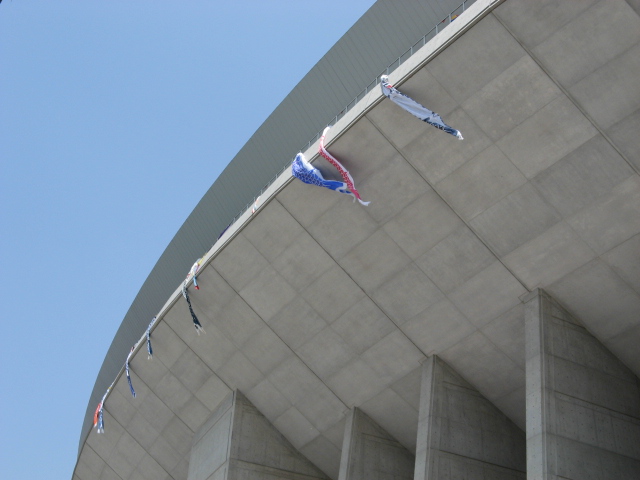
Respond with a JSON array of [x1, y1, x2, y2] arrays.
[[182, 282, 205, 335], [146, 316, 157, 359], [252, 196, 261, 214], [96, 402, 105, 433], [187, 258, 202, 290], [93, 382, 113, 433], [380, 75, 463, 139], [125, 347, 136, 398], [93, 402, 102, 430]]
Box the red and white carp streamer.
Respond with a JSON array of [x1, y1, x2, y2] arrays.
[[93, 403, 102, 431], [380, 75, 463, 140], [93, 381, 115, 434], [319, 127, 369, 206]]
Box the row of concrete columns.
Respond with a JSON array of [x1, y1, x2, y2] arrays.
[[187, 290, 640, 480]]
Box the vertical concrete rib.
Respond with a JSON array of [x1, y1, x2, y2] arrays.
[[524, 289, 640, 480], [415, 356, 526, 480], [188, 390, 328, 480], [338, 408, 414, 480]]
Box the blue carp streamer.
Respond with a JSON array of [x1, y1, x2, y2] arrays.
[[292, 152, 366, 202]]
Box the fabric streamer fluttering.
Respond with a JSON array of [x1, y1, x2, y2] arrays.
[[218, 223, 231, 240], [182, 282, 205, 335], [380, 75, 463, 140], [93, 381, 115, 434], [319, 127, 369, 205], [292, 152, 367, 203], [146, 316, 157, 359], [125, 347, 136, 398], [252, 196, 261, 214], [186, 258, 203, 290]]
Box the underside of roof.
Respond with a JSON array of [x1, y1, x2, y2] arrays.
[[76, 0, 640, 479]]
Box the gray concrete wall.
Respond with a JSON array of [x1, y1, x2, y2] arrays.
[[338, 408, 414, 480], [524, 290, 640, 479], [81, 0, 472, 450], [415, 356, 526, 480], [188, 392, 235, 480], [189, 391, 327, 480], [73, 1, 640, 478]]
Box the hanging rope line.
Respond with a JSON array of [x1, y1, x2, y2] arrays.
[[88, 46, 472, 442]]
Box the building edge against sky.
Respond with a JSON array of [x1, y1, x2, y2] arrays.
[[79, 0, 467, 453], [76, 1, 640, 479]]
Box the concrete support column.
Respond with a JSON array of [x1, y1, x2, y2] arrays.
[[188, 390, 327, 480], [415, 356, 526, 480], [338, 407, 414, 480], [524, 289, 640, 480]]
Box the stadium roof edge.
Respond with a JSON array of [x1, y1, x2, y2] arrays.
[[79, 0, 473, 454]]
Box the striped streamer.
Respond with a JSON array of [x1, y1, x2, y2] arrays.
[[146, 316, 157, 359], [125, 347, 136, 398], [182, 282, 205, 335], [380, 75, 463, 139], [93, 381, 114, 434]]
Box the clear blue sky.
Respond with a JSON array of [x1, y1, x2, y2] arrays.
[[0, 1, 375, 478]]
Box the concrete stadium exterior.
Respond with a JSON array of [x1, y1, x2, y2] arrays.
[[74, 1, 640, 479]]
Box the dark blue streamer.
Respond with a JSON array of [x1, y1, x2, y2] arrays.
[[146, 316, 156, 359], [182, 283, 205, 335], [125, 348, 136, 398]]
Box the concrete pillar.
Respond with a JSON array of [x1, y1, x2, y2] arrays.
[[525, 289, 640, 480], [188, 390, 327, 480], [338, 407, 414, 480], [415, 356, 526, 480]]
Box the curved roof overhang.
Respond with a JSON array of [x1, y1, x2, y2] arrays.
[[80, 0, 471, 454], [75, 1, 640, 479]]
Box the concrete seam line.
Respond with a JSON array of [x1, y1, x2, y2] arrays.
[[366, 112, 531, 296], [492, 8, 640, 178], [273, 200, 431, 383]]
